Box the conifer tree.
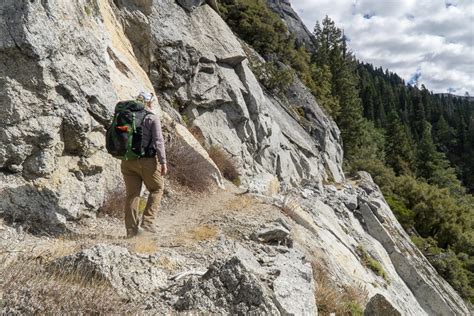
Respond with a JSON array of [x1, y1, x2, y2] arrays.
[[386, 111, 415, 175]]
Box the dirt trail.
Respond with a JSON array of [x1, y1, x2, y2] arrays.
[[0, 181, 283, 269]]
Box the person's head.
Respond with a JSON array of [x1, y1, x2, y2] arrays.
[[137, 91, 154, 109]]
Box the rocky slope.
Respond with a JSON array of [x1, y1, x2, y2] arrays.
[[0, 0, 470, 315], [266, 0, 317, 52]]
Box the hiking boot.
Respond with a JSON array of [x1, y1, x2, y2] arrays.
[[126, 228, 138, 238], [141, 224, 158, 235]]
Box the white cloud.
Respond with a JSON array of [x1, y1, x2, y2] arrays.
[[290, 0, 474, 95]]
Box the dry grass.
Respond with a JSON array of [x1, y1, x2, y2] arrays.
[[186, 225, 219, 241], [128, 238, 159, 254], [155, 255, 180, 271], [98, 185, 125, 218], [207, 145, 240, 185], [166, 135, 214, 192], [0, 259, 138, 314], [32, 240, 84, 263], [225, 195, 255, 211], [312, 261, 368, 316]]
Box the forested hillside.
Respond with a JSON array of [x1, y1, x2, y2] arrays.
[[217, 0, 473, 303], [358, 64, 474, 194]]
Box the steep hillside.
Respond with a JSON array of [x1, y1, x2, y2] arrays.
[[0, 0, 470, 314]]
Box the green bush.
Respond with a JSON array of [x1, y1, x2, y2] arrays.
[[411, 237, 473, 302], [251, 62, 295, 94], [385, 195, 415, 229], [345, 301, 364, 316], [356, 245, 389, 282]]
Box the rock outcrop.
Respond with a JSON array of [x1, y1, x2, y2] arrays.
[[266, 0, 317, 52], [173, 255, 280, 314], [0, 0, 222, 232], [48, 242, 317, 315], [169, 244, 317, 315], [144, 0, 344, 191], [52, 244, 168, 299], [284, 172, 470, 315]]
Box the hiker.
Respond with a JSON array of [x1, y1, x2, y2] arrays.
[[106, 92, 167, 237]]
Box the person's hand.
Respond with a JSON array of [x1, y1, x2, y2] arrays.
[[160, 163, 168, 176]]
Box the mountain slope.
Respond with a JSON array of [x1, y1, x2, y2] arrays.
[[0, 0, 470, 314]]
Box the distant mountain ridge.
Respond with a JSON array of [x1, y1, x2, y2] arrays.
[[435, 93, 474, 102]]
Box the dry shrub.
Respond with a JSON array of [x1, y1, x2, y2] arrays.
[[312, 261, 368, 316], [207, 145, 240, 184], [98, 186, 125, 218], [166, 135, 214, 192], [280, 194, 301, 216], [188, 125, 206, 147], [0, 259, 138, 314]]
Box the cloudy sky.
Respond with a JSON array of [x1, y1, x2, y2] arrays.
[[291, 0, 474, 95]]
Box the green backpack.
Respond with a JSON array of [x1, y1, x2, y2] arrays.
[[106, 100, 153, 160]]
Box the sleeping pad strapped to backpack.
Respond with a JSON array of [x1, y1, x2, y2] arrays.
[[106, 100, 154, 160]]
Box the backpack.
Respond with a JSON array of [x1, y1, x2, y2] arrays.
[[106, 100, 153, 160]]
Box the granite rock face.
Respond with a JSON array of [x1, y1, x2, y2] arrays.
[[171, 244, 317, 315], [287, 173, 470, 315], [0, 0, 222, 232], [146, 0, 344, 191], [174, 255, 280, 314], [176, 0, 205, 12]]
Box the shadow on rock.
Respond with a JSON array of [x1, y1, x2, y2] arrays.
[[0, 184, 71, 235]]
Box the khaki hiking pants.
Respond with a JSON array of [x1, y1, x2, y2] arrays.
[[121, 158, 164, 233]]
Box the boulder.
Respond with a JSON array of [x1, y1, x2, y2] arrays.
[[364, 294, 401, 316], [172, 244, 317, 315], [51, 244, 167, 300], [251, 219, 292, 246], [173, 255, 279, 314], [173, 123, 224, 188], [272, 249, 317, 315]]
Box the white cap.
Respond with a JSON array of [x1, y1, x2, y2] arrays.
[[137, 91, 154, 102]]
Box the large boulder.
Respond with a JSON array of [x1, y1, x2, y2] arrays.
[[51, 244, 167, 299], [174, 255, 280, 314], [272, 249, 317, 315], [172, 244, 317, 315], [364, 294, 401, 316]]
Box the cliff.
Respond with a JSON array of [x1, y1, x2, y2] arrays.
[[266, 0, 317, 52], [0, 0, 470, 315]]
